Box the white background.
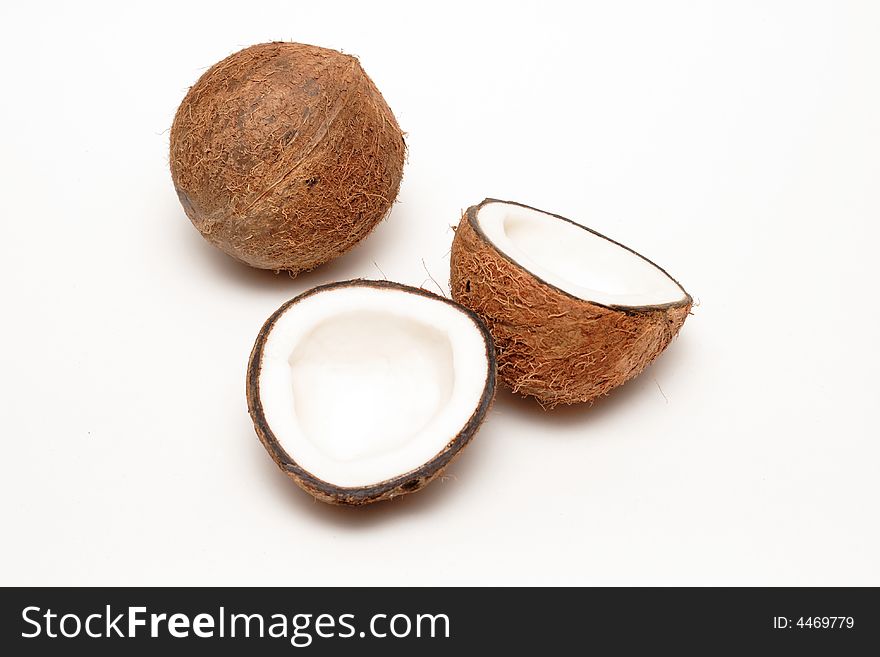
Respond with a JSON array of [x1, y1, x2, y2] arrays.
[[1, 0, 878, 586]]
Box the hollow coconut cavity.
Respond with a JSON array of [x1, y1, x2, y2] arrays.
[[247, 280, 496, 505], [450, 199, 692, 408], [170, 42, 405, 274]]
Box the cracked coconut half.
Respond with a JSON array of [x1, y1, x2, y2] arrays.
[[247, 280, 496, 505], [450, 199, 691, 407]]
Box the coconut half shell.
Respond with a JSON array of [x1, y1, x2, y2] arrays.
[[247, 280, 496, 505], [170, 42, 405, 274], [450, 199, 692, 407]]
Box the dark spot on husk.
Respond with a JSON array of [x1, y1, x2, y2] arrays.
[[282, 129, 299, 145], [303, 77, 320, 97]]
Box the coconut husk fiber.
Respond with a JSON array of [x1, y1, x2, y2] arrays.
[[170, 42, 405, 273], [450, 199, 692, 408]]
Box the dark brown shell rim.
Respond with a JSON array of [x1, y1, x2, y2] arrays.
[[466, 198, 693, 315], [246, 279, 497, 504]]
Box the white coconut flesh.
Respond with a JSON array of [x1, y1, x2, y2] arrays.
[[256, 285, 490, 488], [476, 201, 688, 307]]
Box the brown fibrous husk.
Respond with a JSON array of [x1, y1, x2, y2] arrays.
[[450, 200, 692, 408], [170, 42, 405, 274]]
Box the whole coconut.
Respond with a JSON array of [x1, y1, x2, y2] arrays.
[[170, 42, 405, 273]]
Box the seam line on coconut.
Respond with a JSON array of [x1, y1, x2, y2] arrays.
[[242, 62, 360, 214]]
